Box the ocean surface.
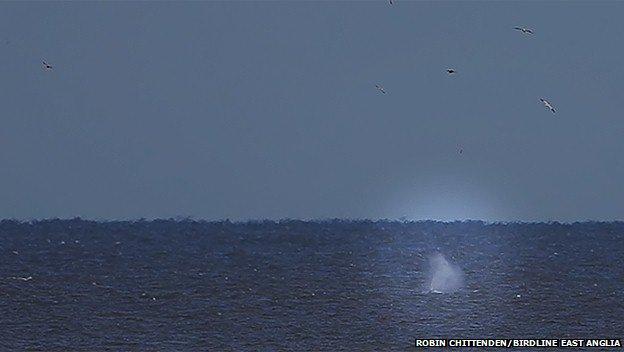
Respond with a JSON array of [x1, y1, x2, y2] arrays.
[[0, 220, 622, 351]]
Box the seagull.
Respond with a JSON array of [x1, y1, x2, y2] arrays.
[[540, 98, 556, 113], [446, 69, 456, 74], [42, 60, 52, 71], [375, 84, 387, 94], [10, 276, 33, 281], [514, 27, 533, 34], [389, 0, 394, 4], [458, 146, 463, 155]]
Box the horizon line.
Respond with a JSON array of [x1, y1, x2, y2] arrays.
[[1, 217, 623, 225]]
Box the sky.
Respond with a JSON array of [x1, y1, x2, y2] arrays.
[[1, 1, 623, 222]]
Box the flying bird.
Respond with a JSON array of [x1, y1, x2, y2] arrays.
[[10, 276, 33, 281], [42, 60, 52, 71], [540, 98, 556, 113], [375, 84, 386, 94], [389, 0, 394, 4], [446, 69, 456, 74], [514, 27, 533, 34]]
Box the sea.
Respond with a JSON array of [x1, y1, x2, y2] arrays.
[[1, 220, 622, 351]]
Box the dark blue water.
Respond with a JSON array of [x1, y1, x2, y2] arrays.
[[1, 220, 622, 351]]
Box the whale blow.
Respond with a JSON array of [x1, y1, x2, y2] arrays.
[[426, 253, 464, 293]]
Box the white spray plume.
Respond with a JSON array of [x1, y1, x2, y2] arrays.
[[426, 252, 464, 293]]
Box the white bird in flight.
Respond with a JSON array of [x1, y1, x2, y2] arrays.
[[10, 276, 33, 281], [375, 84, 386, 94], [514, 27, 533, 34], [540, 98, 556, 113]]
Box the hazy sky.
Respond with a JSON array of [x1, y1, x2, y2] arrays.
[[1, 1, 623, 221]]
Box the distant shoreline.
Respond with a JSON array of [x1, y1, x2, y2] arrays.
[[1, 218, 622, 226]]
